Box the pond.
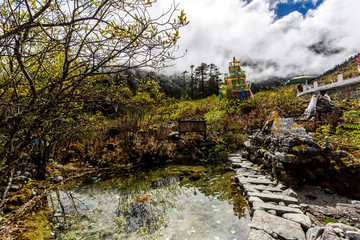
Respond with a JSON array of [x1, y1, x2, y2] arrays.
[[20, 164, 250, 239]]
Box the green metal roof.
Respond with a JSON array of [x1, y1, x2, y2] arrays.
[[285, 76, 317, 85]]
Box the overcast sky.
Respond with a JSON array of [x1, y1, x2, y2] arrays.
[[156, 0, 360, 82]]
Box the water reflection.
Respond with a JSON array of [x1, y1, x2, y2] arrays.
[[25, 165, 250, 239]]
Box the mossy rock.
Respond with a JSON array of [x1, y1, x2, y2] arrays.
[[172, 166, 206, 176], [189, 172, 202, 181], [8, 187, 32, 206], [161, 171, 184, 178]]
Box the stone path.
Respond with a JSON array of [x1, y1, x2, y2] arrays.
[[229, 153, 360, 240], [229, 153, 309, 240]]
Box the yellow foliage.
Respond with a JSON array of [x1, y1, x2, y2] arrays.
[[133, 194, 151, 204]]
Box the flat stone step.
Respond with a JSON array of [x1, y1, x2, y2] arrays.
[[238, 162, 254, 168], [229, 156, 243, 161], [248, 192, 299, 205], [228, 153, 241, 157], [231, 162, 247, 168], [252, 201, 303, 215], [248, 229, 275, 240], [283, 213, 312, 230], [230, 160, 243, 165], [236, 177, 276, 186], [251, 210, 306, 240], [236, 172, 261, 178], [242, 184, 283, 193], [236, 169, 259, 176]]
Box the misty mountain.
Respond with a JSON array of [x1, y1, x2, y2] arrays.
[[308, 41, 344, 56], [250, 76, 287, 94]]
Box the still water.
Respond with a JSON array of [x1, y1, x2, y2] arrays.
[[22, 164, 250, 239]]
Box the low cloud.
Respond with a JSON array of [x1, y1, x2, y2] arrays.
[[158, 0, 360, 81]]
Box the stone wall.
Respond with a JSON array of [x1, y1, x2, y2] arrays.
[[243, 127, 360, 199]]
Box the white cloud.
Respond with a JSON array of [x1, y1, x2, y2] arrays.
[[158, 0, 360, 82]]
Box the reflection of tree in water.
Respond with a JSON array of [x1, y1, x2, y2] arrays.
[[47, 189, 92, 233], [46, 176, 184, 239], [115, 196, 159, 234], [114, 176, 183, 236]]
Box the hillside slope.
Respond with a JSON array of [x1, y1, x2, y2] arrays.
[[316, 53, 360, 84]]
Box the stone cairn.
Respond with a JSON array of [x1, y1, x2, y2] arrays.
[[243, 108, 360, 198]]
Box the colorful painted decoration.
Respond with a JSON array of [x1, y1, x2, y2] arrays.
[[357, 58, 360, 73], [219, 57, 253, 102]]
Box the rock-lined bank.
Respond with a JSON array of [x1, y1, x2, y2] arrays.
[[229, 153, 360, 240], [241, 107, 360, 199]]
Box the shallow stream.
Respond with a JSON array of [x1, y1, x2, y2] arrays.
[[20, 164, 250, 239]]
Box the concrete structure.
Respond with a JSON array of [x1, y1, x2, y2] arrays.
[[297, 74, 360, 99]]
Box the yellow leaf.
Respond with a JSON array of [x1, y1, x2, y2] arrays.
[[0, 26, 9, 32]]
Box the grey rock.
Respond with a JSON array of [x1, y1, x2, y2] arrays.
[[283, 188, 298, 198], [267, 210, 277, 215], [14, 175, 27, 181], [346, 231, 360, 240], [10, 184, 21, 191], [252, 202, 303, 215], [333, 227, 344, 235], [306, 227, 325, 240], [300, 203, 309, 209], [322, 223, 360, 240], [248, 229, 275, 240], [350, 200, 360, 205], [276, 162, 284, 169], [282, 213, 312, 230], [324, 188, 334, 194], [335, 203, 350, 208], [288, 204, 302, 210], [251, 210, 306, 240], [280, 154, 301, 164], [53, 176, 64, 183], [249, 196, 264, 204], [278, 202, 286, 206], [168, 131, 180, 140], [276, 183, 288, 190], [248, 192, 299, 205], [253, 206, 265, 211]]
